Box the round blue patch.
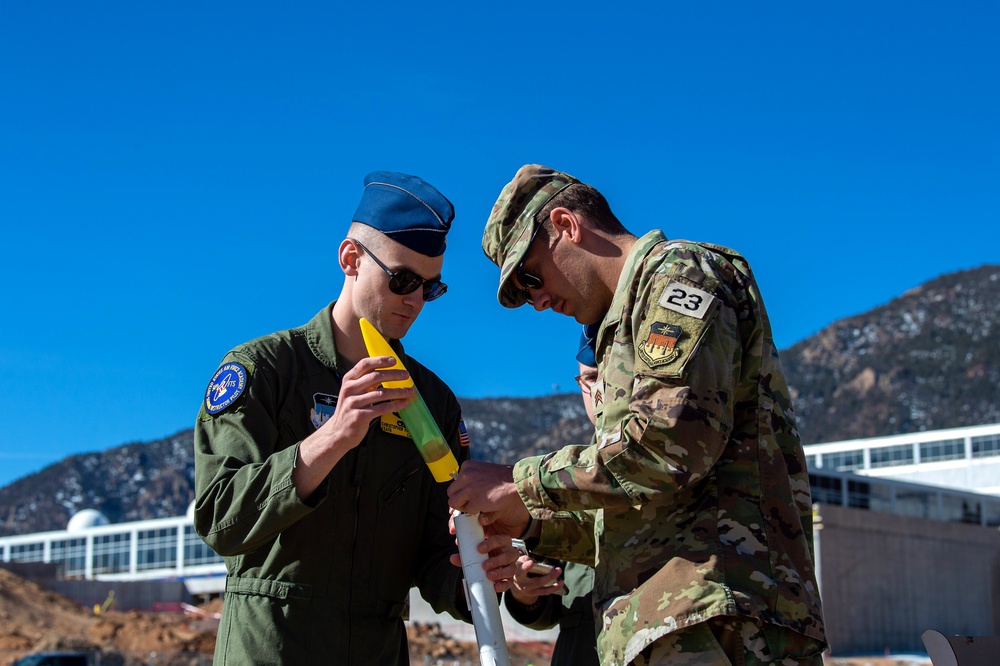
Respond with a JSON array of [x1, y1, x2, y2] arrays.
[[205, 362, 248, 415]]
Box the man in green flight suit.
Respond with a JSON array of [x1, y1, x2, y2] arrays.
[[449, 165, 828, 665], [194, 171, 515, 665]]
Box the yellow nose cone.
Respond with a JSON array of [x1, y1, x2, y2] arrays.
[[359, 318, 414, 389]]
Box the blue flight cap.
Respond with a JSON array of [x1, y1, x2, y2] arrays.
[[576, 321, 600, 366], [352, 171, 454, 257]]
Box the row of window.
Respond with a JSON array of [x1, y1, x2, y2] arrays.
[[809, 473, 1000, 527], [2, 526, 222, 576], [807, 434, 1000, 472]]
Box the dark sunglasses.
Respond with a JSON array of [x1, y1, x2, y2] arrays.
[[515, 224, 545, 303], [351, 238, 448, 302]]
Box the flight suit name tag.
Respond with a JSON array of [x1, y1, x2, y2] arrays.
[[658, 281, 716, 319], [380, 413, 411, 438]]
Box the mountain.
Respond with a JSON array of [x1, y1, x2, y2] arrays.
[[1, 264, 997, 536], [0, 396, 592, 537], [782, 264, 999, 443], [0, 431, 196, 537]]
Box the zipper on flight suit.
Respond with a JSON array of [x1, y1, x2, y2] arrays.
[[347, 434, 368, 660], [384, 466, 420, 505]]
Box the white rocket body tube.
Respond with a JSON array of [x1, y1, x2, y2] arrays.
[[453, 510, 511, 666]]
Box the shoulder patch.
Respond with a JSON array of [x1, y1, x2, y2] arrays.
[[204, 362, 248, 415], [637, 322, 684, 368], [459, 419, 470, 447], [636, 278, 720, 373], [657, 280, 716, 319]]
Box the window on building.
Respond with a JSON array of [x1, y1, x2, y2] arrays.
[[939, 495, 982, 525], [894, 489, 934, 520], [183, 526, 223, 566], [809, 474, 843, 505], [50, 538, 87, 576], [846, 479, 871, 509], [137, 528, 178, 571], [866, 482, 895, 513], [869, 444, 914, 468], [93, 533, 130, 574], [984, 500, 1000, 528], [919, 438, 966, 463], [804, 454, 817, 470], [821, 450, 864, 472], [971, 433, 1000, 459], [10, 542, 44, 562]]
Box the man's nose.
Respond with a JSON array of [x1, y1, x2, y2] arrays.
[[403, 288, 425, 308], [530, 291, 550, 311]]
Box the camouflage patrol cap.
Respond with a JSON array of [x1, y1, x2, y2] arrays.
[[482, 164, 580, 307]]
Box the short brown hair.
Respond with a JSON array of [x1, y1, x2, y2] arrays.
[[535, 183, 627, 236]]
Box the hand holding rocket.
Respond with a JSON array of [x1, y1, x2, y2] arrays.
[[358, 317, 459, 482]]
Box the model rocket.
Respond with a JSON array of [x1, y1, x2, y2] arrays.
[[454, 510, 512, 666], [358, 317, 459, 482], [359, 317, 511, 666]]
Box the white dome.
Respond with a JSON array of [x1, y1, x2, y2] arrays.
[[67, 509, 110, 532]]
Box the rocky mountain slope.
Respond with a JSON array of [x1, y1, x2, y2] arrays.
[[782, 264, 999, 443], [1, 264, 996, 536]]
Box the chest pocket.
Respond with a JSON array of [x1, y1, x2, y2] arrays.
[[379, 456, 423, 507]]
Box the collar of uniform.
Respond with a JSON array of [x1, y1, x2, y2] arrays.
[[305, 302, 408, 377], [602, 230, 667, 328], [305, 302, 343, 375]]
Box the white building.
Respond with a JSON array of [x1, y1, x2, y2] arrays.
[[804, 421, 1000, 496], [0, 501, 225, 596]]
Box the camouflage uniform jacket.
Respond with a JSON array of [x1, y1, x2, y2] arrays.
[[194, 303, 471, 665], [513, 231, 826, 665]]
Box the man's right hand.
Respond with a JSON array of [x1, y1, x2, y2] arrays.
[[293, 356, 414, 498], [447, 460, 532, 538]]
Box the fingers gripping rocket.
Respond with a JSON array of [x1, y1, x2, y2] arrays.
[[359, 318, 511, 666], [358, 317, 459, 482]]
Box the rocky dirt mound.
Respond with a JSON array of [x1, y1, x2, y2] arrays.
[[407, 622, 553, 664], [0, 569, 217, 666], [0, 568, 554, 665], [0, 568, 94, 653], [1, 569, 922, 665]]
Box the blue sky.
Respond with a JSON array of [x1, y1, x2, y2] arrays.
[[1, 2, 997, 489]]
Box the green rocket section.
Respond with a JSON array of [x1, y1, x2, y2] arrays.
[[359, 318, 459, 483]]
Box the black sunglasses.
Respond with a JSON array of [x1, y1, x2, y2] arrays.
[[351, 238, 448, 302], [515, 224, 545, 303]]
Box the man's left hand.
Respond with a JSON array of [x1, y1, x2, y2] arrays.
[[448, 532, 520, 593]]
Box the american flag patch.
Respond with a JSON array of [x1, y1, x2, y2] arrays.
[[458, 420, 471, 447]]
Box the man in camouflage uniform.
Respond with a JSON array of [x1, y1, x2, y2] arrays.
[[448, 165, 827, 665]]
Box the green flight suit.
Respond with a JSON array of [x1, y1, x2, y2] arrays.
[[194, 303, 470, 665], [514, 232, 827, 665]]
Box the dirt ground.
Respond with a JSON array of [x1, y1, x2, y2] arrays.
[[0, 568, 554, 666], [0, 569, 928, 666]]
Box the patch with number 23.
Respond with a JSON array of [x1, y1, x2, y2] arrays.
[[658, 280, 716, 319]]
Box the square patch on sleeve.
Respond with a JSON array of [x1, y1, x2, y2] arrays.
[[657, 280, 716, 319]]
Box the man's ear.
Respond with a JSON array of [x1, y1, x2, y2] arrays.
[[339, 239, 361, 276], [549, 207, 583, 244]]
